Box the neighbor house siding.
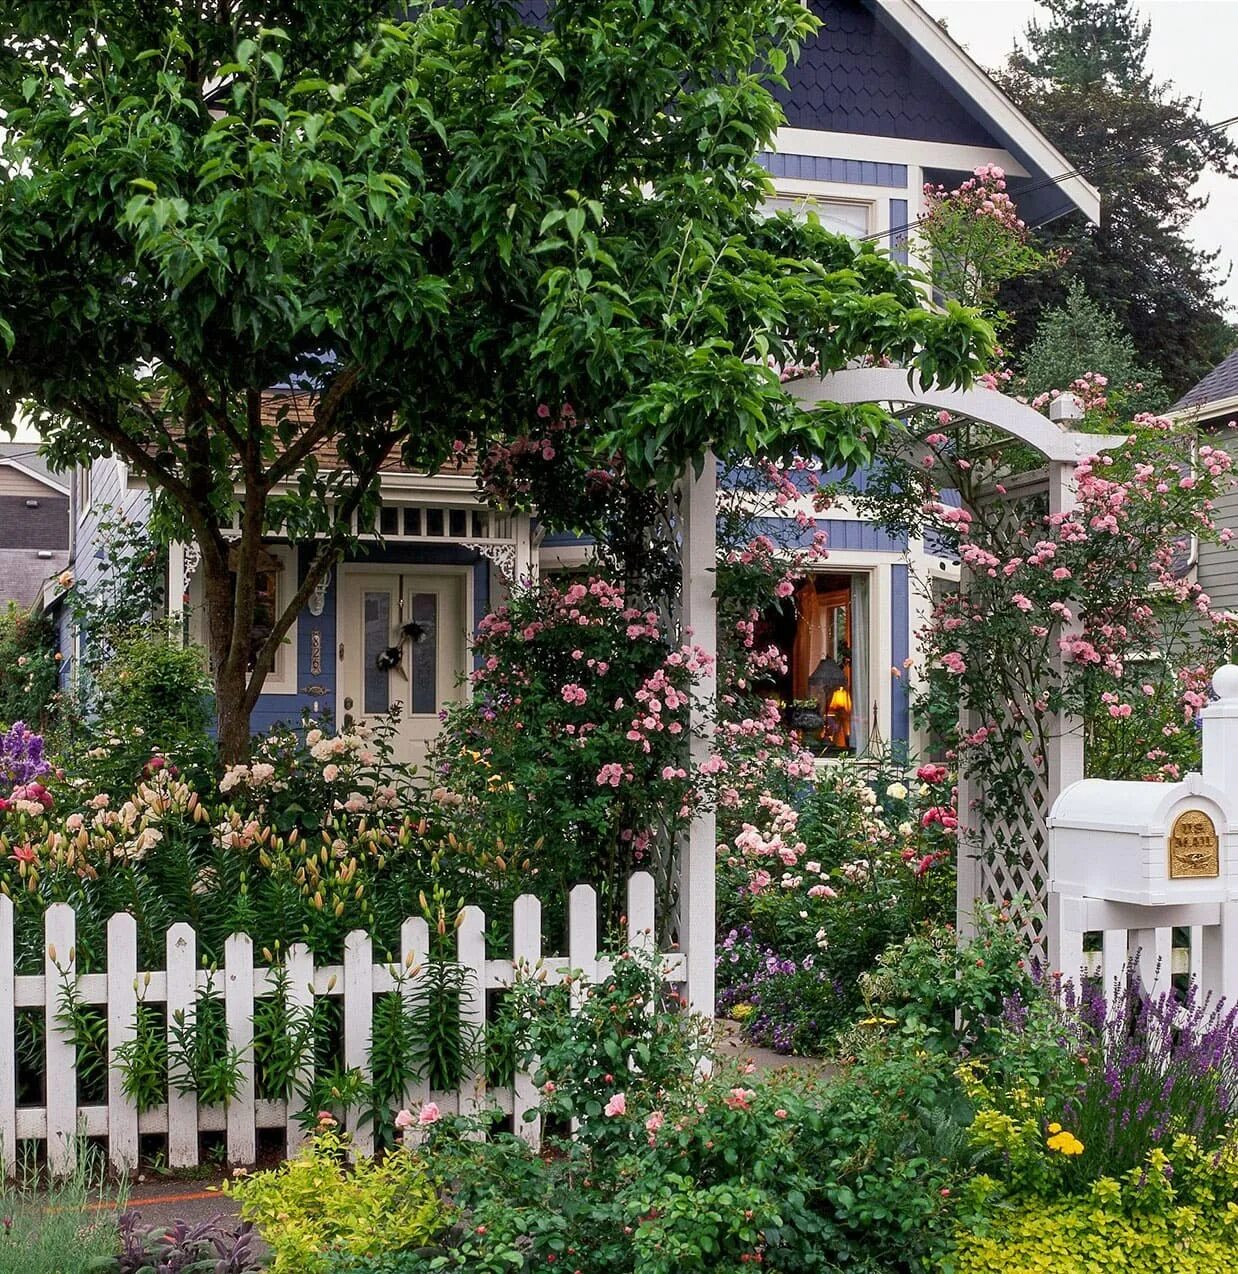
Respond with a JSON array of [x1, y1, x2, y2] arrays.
[[1197, 423, 1238, 613]]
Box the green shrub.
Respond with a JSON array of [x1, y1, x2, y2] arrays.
[[856, 912, 1033, 1050], [76, 625, 216, 788], [0, 602, 60, 732], [224, 1118, 445, 1274], [951, 1196, 1238, 1274], [951, 1140, 1238, 1273]]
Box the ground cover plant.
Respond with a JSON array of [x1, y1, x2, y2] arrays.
[[0, 1143, 126, 1273]]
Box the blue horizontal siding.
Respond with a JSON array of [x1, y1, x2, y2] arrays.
[[758, 152, 908, 189], [749, 515, 907, 554]]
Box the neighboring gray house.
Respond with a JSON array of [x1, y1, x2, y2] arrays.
[[1171, 351, 1238, 614], [60, 0, 1098, 761], [0, 441, 69, 610]]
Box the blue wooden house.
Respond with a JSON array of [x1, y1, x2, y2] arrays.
[[57, 0, 1098, 764]]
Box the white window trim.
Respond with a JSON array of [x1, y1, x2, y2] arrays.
[[186, 543, 300, 695], [763, 187, 878, 239], [76, 462, 92, 524]]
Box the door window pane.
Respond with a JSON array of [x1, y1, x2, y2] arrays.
[[408, 592, 438, 714], [363, 591, 391, 714]]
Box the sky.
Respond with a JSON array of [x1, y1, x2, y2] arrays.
[[921, 0, 1238, 316]]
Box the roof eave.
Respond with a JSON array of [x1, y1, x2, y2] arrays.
[[872, 0, 1101, 225]]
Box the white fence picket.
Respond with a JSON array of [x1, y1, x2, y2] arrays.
[[0, 879, 681, 1176], [0, 897, 15, 1178], [224, 934, 255, 1166], [44, 903, 77, 1177], [400, 917, 429, 1145], [106, 913, 139, 1172], [568, 884, 598, 1012], [458, 907, 487, 1126], [343, 929, 374, 1157], [512, 894, 542, 1145], [165, 923, 198, 1168], [627, 872, 656, 957], [285, 943, 314, 1157]]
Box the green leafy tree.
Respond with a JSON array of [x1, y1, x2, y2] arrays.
[[0, 0, 992, 759], [995, 0, 1237, 394]]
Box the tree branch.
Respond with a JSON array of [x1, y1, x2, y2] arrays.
[[244, 425, 401, 711], [265, 365, 363, 486]]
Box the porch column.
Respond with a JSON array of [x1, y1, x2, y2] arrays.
[[168, 541, 186, 644], [513, 514, 537, 588], [679, 453, 717, 1019], [1046, 457, 1086, 793]]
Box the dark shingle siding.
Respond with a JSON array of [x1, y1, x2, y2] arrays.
[[517, 0, 1001, 148], [775, 0, 1001, 146]]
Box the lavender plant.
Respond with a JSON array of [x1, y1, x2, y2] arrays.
[[1049, 970, 1238, 1184], [0, 720, 49, 791]]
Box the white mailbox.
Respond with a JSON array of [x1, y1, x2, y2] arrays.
[[1047, 665, 1238, 1005], [1050, 773, 1234, 907]]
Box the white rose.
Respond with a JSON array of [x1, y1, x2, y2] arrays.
[[885, 782, 908, 801]]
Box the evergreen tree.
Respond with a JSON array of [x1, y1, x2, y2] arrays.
[[1020, 280, 1168, 417], [995, 0, 1237, 395]]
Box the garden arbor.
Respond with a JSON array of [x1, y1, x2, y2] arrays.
[[789, 367, 1119, 956]]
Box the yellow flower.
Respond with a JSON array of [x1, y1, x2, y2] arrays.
[[731, 1003, 755, 1022], [1046, 1130, 1084, 1156], [1048, 1122, 1062, 1134]]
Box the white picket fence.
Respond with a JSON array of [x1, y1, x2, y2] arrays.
[[0, 872, 683, 1177]]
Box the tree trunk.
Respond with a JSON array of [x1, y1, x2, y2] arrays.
[[201, 546, 255, 766]]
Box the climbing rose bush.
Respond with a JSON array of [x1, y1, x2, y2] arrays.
[[431, 577, 713, 922], [854, 409, 1237, 837]]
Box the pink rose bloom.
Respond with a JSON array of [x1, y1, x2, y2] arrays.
[[419, 1101, 441, 1126], [322, 764, 340, 783], [645, 1110, 664, 1134], [775, 1109, 788, 1119], [604, 1092, 627, 1117], [394, 1108, 415, 1130]]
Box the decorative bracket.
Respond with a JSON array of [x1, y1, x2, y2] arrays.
[[463, 540, 518, 583], [182, 540, 202, 587]]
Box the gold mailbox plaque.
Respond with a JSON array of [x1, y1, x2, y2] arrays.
[[1168, 810, 1220, 879]]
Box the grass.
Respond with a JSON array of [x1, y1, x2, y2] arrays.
[[0, 1140, 127, 1272]]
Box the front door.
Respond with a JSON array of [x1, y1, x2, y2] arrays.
[[339, 568, 469, 770]]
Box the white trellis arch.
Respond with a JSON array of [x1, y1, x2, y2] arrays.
[[788, 367, 1120, 954]]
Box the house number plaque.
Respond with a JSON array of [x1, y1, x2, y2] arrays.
[[1168, 810, 1220, 879], [310, 629, 322, 676]]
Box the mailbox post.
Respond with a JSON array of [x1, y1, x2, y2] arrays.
[[1047, 666, 1238, 1003]]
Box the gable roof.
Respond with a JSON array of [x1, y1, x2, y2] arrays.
[[518, 0, 1098, 226], [869, 0, 1099, 225], [1171, 349, 1238, 415], [0, 443, 69, 494]]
